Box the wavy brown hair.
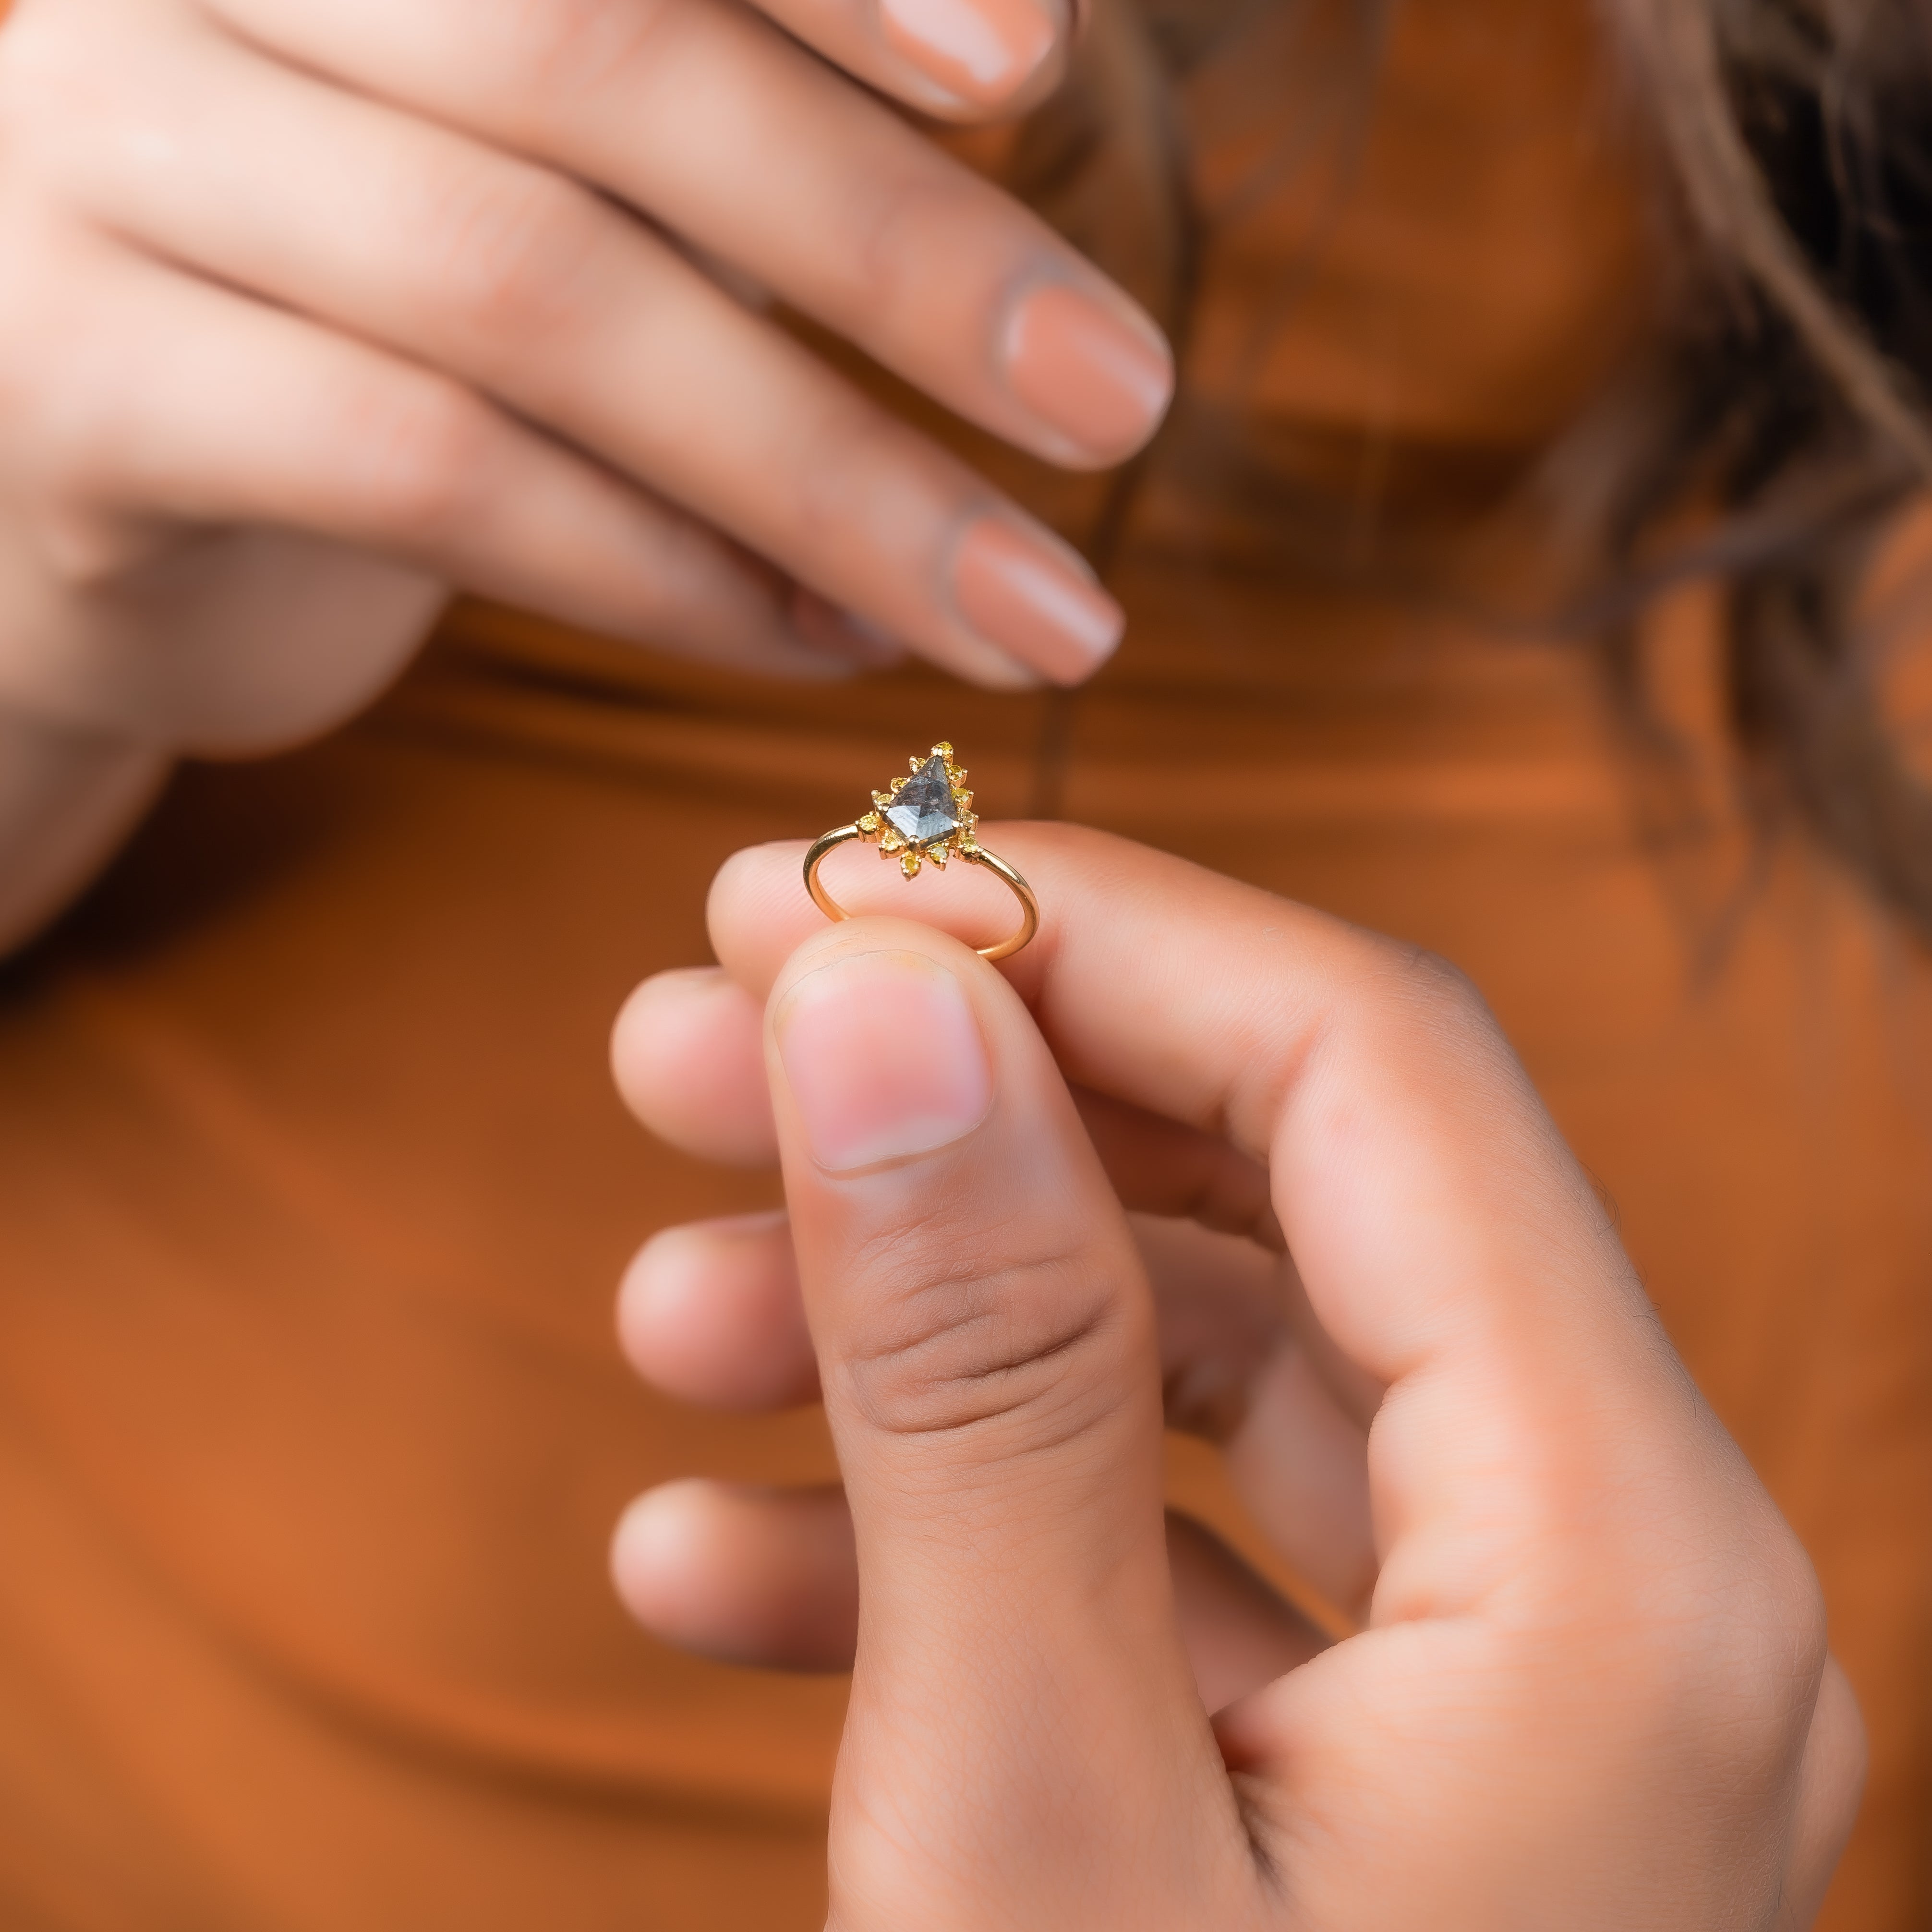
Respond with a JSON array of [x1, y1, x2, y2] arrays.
[[1608, 0, 1932, 930], [1008, 0, 1932, 935]]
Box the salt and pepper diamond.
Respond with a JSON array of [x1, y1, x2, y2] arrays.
[[884, 755, 959, 846], [857, 742, 978, 877]]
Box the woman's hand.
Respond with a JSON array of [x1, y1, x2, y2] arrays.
[[609, 826, 1864, 1929], [0, 0, 1163, 756]]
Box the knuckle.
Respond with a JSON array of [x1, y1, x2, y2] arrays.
[[786, 399, 931, 565], [34, 509, 170, 590], [837, 172, 966, 339], [1386, 940, 1488, 1023], [1730, 1519, 1831, 1706], [837, 1219, 1123, 1444], [346, 375, 496, 542], [420, 165, 603, 355], [1612, 1503, 1830, 1770], [1348, 938, 1528, 1094], [480, 0, 681, 115], [1337, 935, 1504, 1069]]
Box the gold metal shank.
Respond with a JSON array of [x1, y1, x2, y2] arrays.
[[801, 741, 1038, 962]]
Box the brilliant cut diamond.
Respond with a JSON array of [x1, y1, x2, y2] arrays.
[[883, 755, 959, 846]]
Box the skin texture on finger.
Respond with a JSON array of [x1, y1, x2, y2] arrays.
[[199, 0, 1171, 471], [764, 925, 1250, 1924], [24, 21, 1099, 688]]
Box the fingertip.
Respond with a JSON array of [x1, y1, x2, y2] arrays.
[[610, 1479, 712, 1630], [610, 1480, 858, 1671], [705, 841, 820, 990], [610, 966, 708, 1116], [616, 1212, 818, 1411], [705, 841, 800, 924], [610, 965, 778, 1164]]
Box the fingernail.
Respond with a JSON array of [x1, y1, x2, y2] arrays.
[[1002, 282, 1172, 462], [879, 0, 1056, 107], [775, 951, 992, 1173], [951, 516, 1123, 681]]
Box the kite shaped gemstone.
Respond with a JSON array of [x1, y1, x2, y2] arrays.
[[883, 755, 960, 847]]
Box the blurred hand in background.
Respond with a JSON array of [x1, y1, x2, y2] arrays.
[[0, 0, 1169, 942]]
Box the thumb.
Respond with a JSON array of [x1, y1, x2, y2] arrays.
[[765, 919, 1236, 1926]]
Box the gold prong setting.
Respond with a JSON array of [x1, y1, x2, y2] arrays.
[[804, 739, 1037, 960], [857, 742, 979, 879]]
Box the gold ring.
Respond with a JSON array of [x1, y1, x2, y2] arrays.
[[803, 741, 1038, 962]]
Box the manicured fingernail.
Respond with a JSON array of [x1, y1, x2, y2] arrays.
[[952, 516, 1123, 681], [1002, 282, 1172, 461], [880, 0, 1056, 106], [775, 952, 992, 1173]]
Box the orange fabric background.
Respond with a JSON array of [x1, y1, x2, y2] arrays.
[[0, 0, 1927, 1925]]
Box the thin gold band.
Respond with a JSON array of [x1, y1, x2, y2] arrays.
[[803, 825, 1039, 962]]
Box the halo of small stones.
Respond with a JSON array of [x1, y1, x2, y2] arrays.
[[858, 741, 978, 879]]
